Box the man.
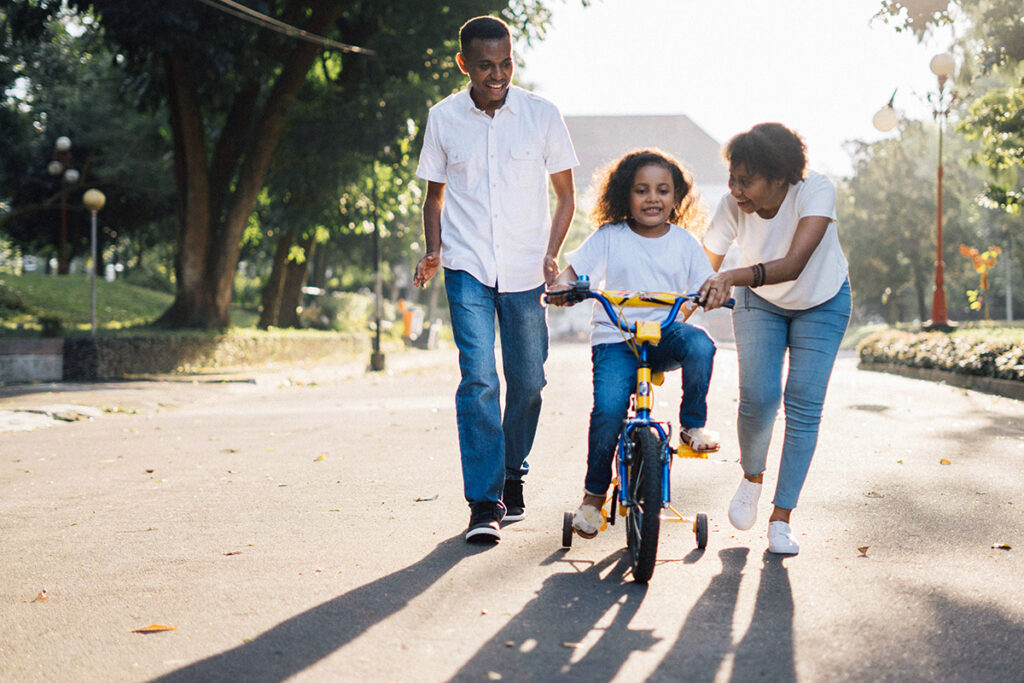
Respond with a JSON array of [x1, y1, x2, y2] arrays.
[[413, 15, 577, 543]]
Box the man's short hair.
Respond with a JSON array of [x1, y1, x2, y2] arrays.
[[459, 16, 511, 55]]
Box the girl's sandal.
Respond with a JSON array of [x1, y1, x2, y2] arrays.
[[572, 493, 606, 539], [681, 427, 720, 453]]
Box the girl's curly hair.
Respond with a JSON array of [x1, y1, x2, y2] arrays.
[[589, 149, 707, 235], [725, 123, 807, 185]]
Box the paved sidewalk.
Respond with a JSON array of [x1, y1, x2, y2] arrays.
[[1, 344, 1022, 681]]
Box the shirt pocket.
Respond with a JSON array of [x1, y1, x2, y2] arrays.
[[509, 144, 544, 188], [446, 146, 478, 192]]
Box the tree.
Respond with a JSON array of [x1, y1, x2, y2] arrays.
[[0, 7, 175, 276], [840, 121, 986, 323], [4, 0, 557, 329]]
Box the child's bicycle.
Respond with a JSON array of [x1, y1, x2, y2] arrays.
[[547, 276, 733, 583]]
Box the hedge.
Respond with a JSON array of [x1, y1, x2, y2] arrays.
[[857, 329, 1024, 382]]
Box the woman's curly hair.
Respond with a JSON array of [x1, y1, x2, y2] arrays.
[[589, 149, 707, 235], [725, 123, 807, 185]]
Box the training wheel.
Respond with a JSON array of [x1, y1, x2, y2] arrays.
[[695, 512, 708, 550], [562, 511, 574, 547]]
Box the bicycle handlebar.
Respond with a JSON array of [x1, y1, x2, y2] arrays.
[[544, 277, 734, 336]]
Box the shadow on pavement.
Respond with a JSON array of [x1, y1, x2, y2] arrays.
[[731, 551, 795, 682], [449, 549, 656, 681], [651, 548, 795, 682], [153, 535, 482, 682]]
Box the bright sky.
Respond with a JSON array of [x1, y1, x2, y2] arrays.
[[518, 0, 956, 179]]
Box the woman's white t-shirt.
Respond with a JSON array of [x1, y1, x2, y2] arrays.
[[567, 222, 715, 346], [703, 171, 848, 310]]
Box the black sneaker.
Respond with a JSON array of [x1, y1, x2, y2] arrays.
[[465, 501, 504, 543], [502, 479, 525, 522]]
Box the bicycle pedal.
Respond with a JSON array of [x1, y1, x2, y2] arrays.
[[677, 444, 715, 459]]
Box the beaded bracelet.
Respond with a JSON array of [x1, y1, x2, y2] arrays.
[[751, 263, 766, 288]]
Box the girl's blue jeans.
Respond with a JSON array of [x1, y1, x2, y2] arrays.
[[585, 321, 716, 496], [732, 280, 851, 510], [444, 268, 548, 505]]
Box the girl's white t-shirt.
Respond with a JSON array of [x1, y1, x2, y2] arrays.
[[703, 171, 848, 310], [567, 222, 715, 346]]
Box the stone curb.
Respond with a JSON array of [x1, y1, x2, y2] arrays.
[[858, 361, 1024, 401]]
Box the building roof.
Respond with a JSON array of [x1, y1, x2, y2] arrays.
[[564, 114, 728, 206]]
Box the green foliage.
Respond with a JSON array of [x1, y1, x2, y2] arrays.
[[0, 6, 175, 260], [958, 74, 1024, 215]]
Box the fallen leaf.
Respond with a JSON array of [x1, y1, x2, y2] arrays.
[[132, 624, 178, 634], [991, 543, 1011, 550], [857, 546, 869, 556], [939, 458, 952, 465], [31, 589, 48, 602], [313, 455, 326, 462]]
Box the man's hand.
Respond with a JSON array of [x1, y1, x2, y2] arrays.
[[413, 253, 440, 289], [543, 254, 560, 287], [544, 287, 573, 307]]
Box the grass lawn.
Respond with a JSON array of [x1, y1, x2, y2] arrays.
[[0, 273, 259, 335]]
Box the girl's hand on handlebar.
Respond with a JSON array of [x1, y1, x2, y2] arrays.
[[698, 272, 734, 310]]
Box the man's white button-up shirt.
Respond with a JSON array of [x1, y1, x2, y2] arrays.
[[416, 85, 578, 292]]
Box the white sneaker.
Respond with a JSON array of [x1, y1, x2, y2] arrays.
[[767, 521, 800, 555], [728, 478, 761, 530]]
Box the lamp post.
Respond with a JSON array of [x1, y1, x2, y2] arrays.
[[83, 188, 106, 337], [926, 52, 956, 331], [47, 136, 80, 275], [369, 160, 386, 372]]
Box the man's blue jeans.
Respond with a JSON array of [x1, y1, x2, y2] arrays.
[[444, 269, 548, 505], [732, 280, 851, 510], [585, 322, 716, 496]]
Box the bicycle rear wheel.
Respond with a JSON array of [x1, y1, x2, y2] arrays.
[[625, 426, 663, 583]]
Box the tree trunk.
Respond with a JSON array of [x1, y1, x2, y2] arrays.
[[258, 229, 294, 329], [277, 234, 315, 328], [913, 265, 928, 323]]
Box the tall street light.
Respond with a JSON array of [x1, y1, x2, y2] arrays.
[[926, 52, 956, 331], [47, 136, 80, 275], [83, 188, 106, 337]]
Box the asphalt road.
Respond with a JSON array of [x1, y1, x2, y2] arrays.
[[1, 342, 1022, 682]]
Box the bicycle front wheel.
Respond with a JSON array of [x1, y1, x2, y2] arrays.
[[625, 426, 663, 583]]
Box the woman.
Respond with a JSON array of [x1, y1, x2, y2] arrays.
[[699, 123, 851, 555]]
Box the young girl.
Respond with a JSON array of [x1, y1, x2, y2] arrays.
[[549, 149, 719, 539]]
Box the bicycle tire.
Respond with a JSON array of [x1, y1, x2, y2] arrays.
[[562, 511, 574, 548], [625, 426, 662, 583], [695, 512, 708, 550]]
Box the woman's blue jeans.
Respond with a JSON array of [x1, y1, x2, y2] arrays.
[[444, 269, 548, 505], [732, 280, 851, 510], [585, 322, 716, 496]]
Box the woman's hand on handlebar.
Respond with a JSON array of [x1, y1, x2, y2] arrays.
[[698, 271, 734, 310]]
